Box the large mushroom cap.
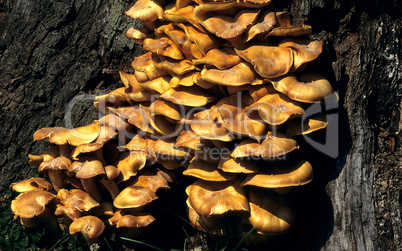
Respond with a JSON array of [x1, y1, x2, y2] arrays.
[[218, 155, 259, 174], [200, 62, 257, 86], [11, 191, 56, 218], [245, 93, 305, 125], [113, 186, 158, 209], [279, 38, 323, 70], [270, 72, 333, 103], [186, 179, 249, 217], [69, 215, 105, 239], [57, 189, 100, 212], [124, 0, 165, 22], [241, 160, 313, 188], [247, 189, 295, 235], [193, 47, 242, 70], [260, 131, 299, 158], [235, 46, 293, 79], [10, 177, 53, 193], [68, 156, 105, 179]]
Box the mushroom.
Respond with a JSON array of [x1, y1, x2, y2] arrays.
[[69, 215, 105, 247], [186, 179, 249, 217], [10, 177, 53, 193], [11, 191, 58, 230], [183, 157, 237, 181], [270, 72, 333, 103], [109, 211, 155, 237], [113, 186, 158, 210], [39, 156, 71, 192], [246, 189, 295, 235]]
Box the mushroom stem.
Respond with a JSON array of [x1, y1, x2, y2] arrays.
[[21, 207, 58, 231], [48, 170, 65, 192], [81, 178, 102, 202], [99, 179, 120, 200]]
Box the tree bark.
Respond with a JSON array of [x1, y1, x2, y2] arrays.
[[0, 0, 401, 250]]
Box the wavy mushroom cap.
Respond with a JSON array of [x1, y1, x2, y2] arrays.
[[190, 106, 233, 142], [178, 23, 220, 55], [154, 137, 191, 158], [10, 177, 53, 193], [270, 72, 333, 103], [131, 52, 169, 80], [200, 62, 257, 86], [183, 158, 237, 181], [247, 189, 295, 235], [174, 130, 212, 151], [144, 37, 184, 60], [186, 179, 249, 217], [147, 100, 183, 121], [265, 24, 312, 38], [57, 189, 100, 212], [115, 151, 148, 181], [198, 9, 260, 39], [260, 131, 299, 158], [99, 114, 131, 132], [128, 171, 170, 193], [241, 160, 313, 188], [125, 27, 149, 45], [245, 11, 276, 42], [231, 138, 261, 158], [218, 155, 259, 174], [38, 156, 71, 173], [279, 38, 323, 70], [170, 71, 199, 87], [193, 47, 242, 70], [69, 215, 105, 239], [115, 213, 156, 228], [235, 46, 293, 79], [164, 5, 205, 32], [113, 186, 158, 209], [125, 0, 165, 22], [11, 191, 56, 218], [286, 116, 328, 136], [154, 58, 199, 76], [68, 156, 105, 179], [34, 122, 101, 146], [245, 93, 305, 125], [160, 85, 216, 107]]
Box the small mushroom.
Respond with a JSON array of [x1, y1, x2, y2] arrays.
[[10, 177, 53, 193], [69, 215, 105, 247]]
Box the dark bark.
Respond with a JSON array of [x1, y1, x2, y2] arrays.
[[0, 0, 401, 250]]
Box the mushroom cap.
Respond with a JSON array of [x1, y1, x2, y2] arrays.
[[124, 0, 165, 22], [218, 155, 259, 174], [170, 71, 199, 87], [154, 58, 199, 76], [174, 130, 212, 151], [198, 9, 260, 39], [217, 95, 266, 139], [39, 156, 71, 173], [55, 204, 82, 221], [125, 27, 149, 45], [178, 23, 220, 55], [57, 188, 100, 212], [245, 93, 305, 125], [115, 213, 156, 228], [128, 171, 170, 192], [245, 11, 276, 42], [113, 186, 158, 209], [190, 106, 233, 142], [147, 100, 183, 121], [99, 114, 131, 132], [143, 37, 184, 60], [69, 215, 105, 239], [183, 158, 237, 181], [270, 73, 333, 103], [131, 52, 169, 80], [10, 177, 53, 193], [186, 179, 249, 217], [231, 139, 261, 158], [260, 131, 299, 158], [119, 71, 141, 91], [160, 85, 216, 107], [200, 62, 257, 86], [286, 116, 328, 136], [279, 38, 323, 70], [11, 191, 56, 218], [164, 5, 205, 32], [105, 165, 121, 180], [68, 156, 105, 179], [265, 24, 312, 38], [154, 137, 191, 158], [235, 46, 293, 79], [241, 160, 313, 188], [34, 122, 101, 146], [115, 151, 148, 181], [247, 189, 295, 235], [193, 47, 242, 70]]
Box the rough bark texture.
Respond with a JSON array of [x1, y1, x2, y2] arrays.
[[0, 0, 401, 250]]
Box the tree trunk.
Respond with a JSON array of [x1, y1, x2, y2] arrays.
[[0, 0, 400, 250]]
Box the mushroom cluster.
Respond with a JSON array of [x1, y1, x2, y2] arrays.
[[10, 0, 335, 247]]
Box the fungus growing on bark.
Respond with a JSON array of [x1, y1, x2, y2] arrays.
[[13, 0, 336, 247]]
